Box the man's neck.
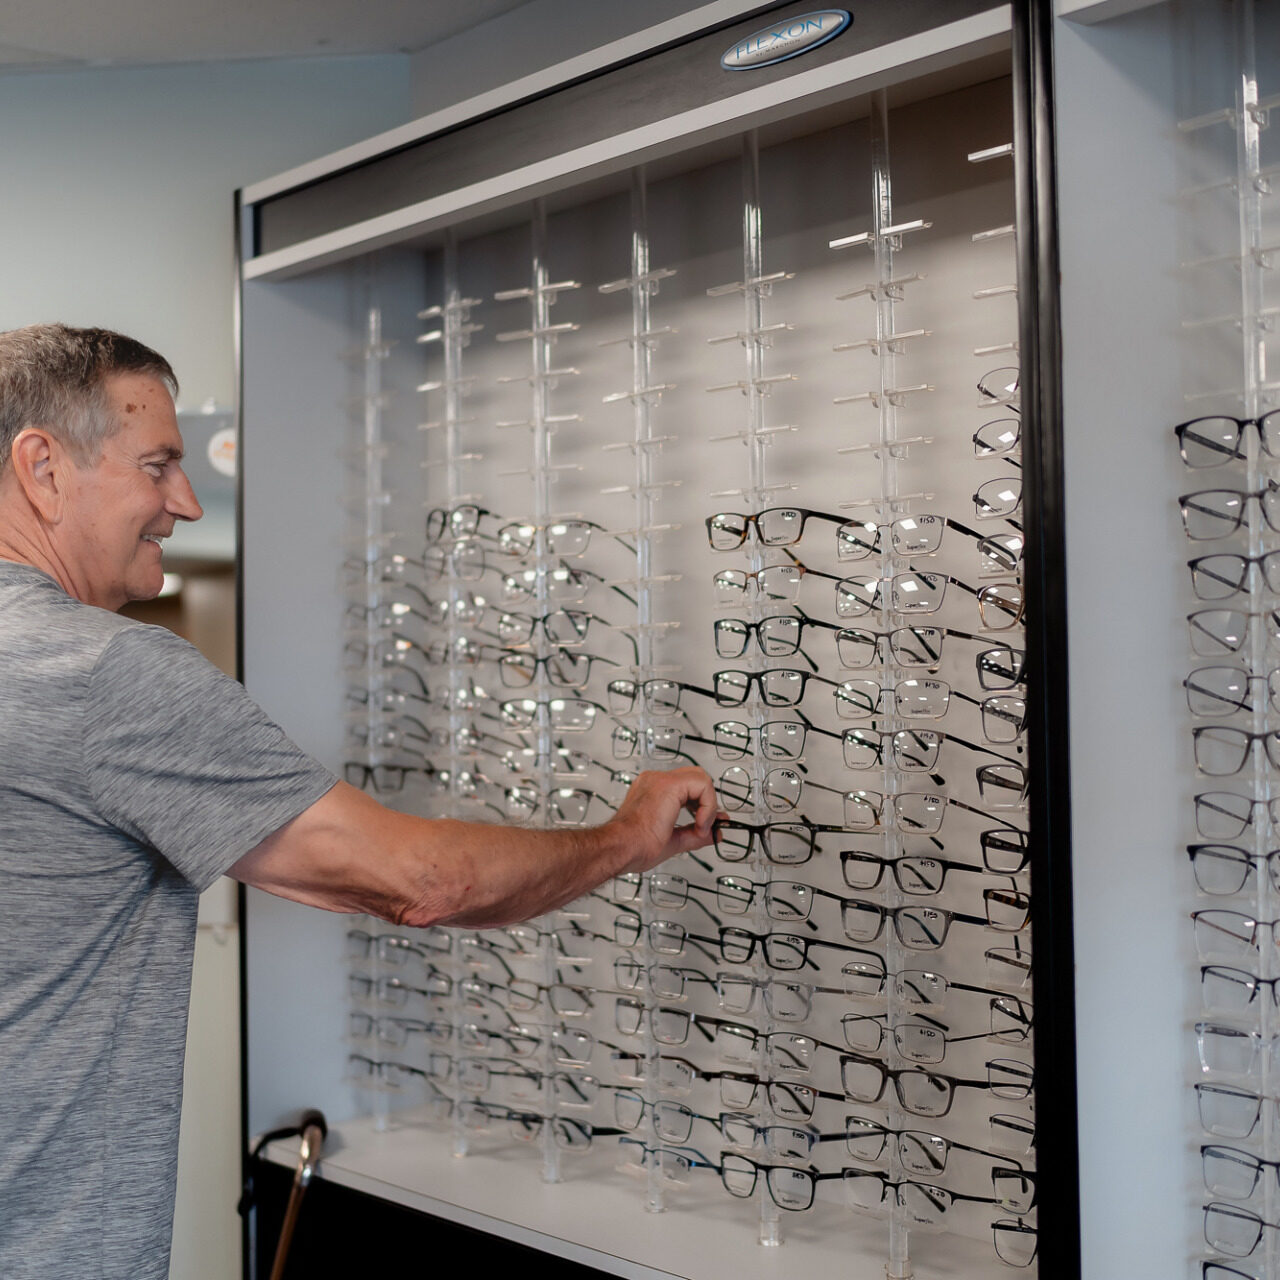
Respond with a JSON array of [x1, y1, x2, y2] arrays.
[[0, 513, 77, 600]]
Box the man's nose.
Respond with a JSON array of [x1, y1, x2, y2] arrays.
[[167, 466, 204, 522]]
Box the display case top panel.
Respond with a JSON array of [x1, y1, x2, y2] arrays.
[[243, 0, 1009, 281]]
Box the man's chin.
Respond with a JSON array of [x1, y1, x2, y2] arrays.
[[125, 566, 169, 607]]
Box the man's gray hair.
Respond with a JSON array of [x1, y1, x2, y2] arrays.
[[0, 323, 178, 472]]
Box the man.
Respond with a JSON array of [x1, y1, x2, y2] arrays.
[[0, 323, 718, 1279]]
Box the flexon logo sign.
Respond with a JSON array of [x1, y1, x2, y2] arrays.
[[720, 10, 852, 71]]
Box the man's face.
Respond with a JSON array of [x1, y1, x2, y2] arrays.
[[59, 372, 203, 610]]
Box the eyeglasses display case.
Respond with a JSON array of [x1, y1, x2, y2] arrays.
[[230, 1, 1208, 1276]]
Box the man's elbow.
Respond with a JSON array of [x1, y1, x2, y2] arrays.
[[381, 816, 481, 930]]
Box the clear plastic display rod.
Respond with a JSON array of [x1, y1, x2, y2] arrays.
[[1233, 6, 1275, 1275], [868, 87, 913, 1280], [530, 199, 564, 1186], [360, 280, 391, 1134], [628, 166, 666, 1216], [741, 129, 783, 1251], [438, 230, 477, 1159]]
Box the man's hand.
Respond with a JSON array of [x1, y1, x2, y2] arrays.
[[605, 766, 723, 873]]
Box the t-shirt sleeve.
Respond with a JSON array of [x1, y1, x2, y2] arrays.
[[83, 625, 338, 891]]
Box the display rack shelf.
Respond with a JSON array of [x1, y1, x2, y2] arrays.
[[260, 1121, 998, 1280]]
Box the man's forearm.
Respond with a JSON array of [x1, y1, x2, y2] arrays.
[[393, 813, 631, 930], [230, 769, 719, 929]]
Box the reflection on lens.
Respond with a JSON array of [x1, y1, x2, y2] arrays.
[[718, 765, 753, 811], [844, 1117, 891, 1163], [837, 520, 879, 561], [843, 959, 889, 1001], [891, 514, 945, 555], [991, 996, 1033, 1045], [707, 512, 749, 551], [763, 880, 813, 922], [895, 678, 950, 718], [991, 1112, 1036, 1158], [974, 417, 1021, 458], [978, 366, 1020, 404], [760, 615, 802, 655], [978, 645, 1026, 690], [978, 532, 1024, 577], [983, 694, 1027, 743], [1177, 416, 1249, 469], [974, 476, 1023, 520], [978, 582, 1025, 630], [836, 576, 882, 617], [890, 572, 946, 614], [714, 618, 750, 659]]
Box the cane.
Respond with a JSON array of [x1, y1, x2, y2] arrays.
[[238, 1108, 326, 1280]]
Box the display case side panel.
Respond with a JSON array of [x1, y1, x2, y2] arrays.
[[240, 260, 427, 1135], [1053, 6, 1194, 1278], [241, 269, 353, 1135]]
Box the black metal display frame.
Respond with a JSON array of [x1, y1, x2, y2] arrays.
[[1011, 1, 1080, 1276]]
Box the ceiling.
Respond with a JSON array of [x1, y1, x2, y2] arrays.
[[0, 0, 532, 71]]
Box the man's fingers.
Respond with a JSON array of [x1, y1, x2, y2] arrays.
[[665, 818, 718, 857], [686, 770, 718, 831]]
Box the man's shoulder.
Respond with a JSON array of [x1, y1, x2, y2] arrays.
[[0, 561, 188, 672]]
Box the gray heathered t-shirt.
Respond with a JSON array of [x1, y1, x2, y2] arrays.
[[0, 561, 336, 1279]]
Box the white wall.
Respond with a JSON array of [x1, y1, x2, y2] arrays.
[[0, 57, 409, 408], [0, 55, 411, 1280]]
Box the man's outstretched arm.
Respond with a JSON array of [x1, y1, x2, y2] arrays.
[[229, 766, 719, 930]]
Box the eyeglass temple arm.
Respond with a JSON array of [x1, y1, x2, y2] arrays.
[[946, 732, 1023, 768], [778, 545, 845, 584], [673, 679, 720, 703], [950, 796, 1025, 832], [795, 607, 844, 633]]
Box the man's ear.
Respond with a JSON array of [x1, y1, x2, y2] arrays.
[[9, 428, 70, 523]]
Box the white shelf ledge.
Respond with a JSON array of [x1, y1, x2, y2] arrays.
[[261, 1112, 1006, 1280]]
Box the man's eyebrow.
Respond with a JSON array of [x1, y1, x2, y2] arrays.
[[140, 445, 184, 462]]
